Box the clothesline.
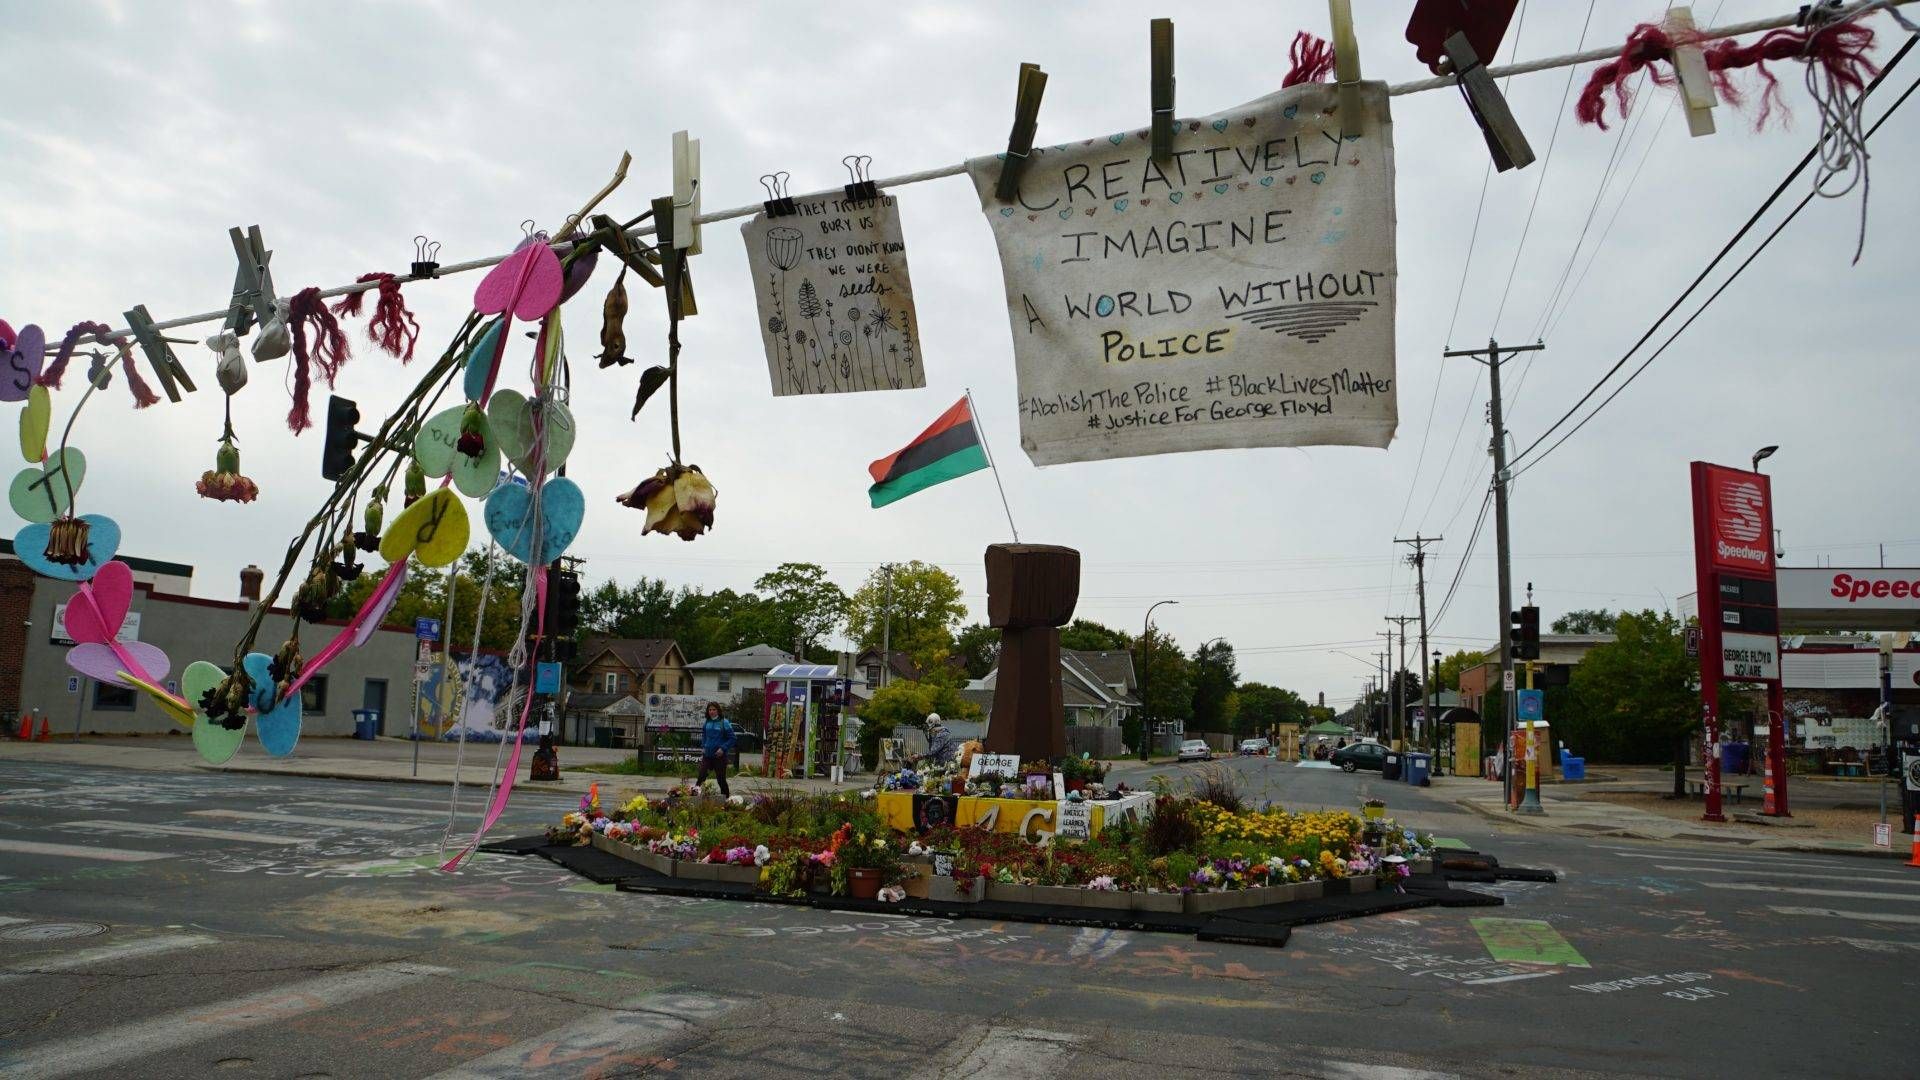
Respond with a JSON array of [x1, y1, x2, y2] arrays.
[[77, 0, 1910, 349]]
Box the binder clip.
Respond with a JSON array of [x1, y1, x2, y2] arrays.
[[1150, 19, 1175, 163], [761, 171, 798, 217], [224, 225, 276, 335], [122, 304, 197, 402], [995, 62, 1048, 202], [411, 235, 441, 279], [842, 155, 879, 204]]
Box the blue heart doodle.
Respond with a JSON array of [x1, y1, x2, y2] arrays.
[[1114, 199, 1129, 212], [1108, 133, 1126, 145], [1168, 192, 1183, 204], [999, 207, 1015, 217], [1310, 171, 1327, 184], [1058, 209, 1073, 219], [1211, 119, 1229, 133], [1213, 183, 1229, 194], [13, 514, 120, 582], [1283, 104, 1299, 119], [1260, 176, 1275, 187]]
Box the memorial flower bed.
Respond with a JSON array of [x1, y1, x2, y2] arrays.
[[545, 779, 1432, 911]]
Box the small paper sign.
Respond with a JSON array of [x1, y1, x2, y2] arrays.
[[932, 852, 954, 878], [969, 753, 1020, 778], [742, 193, 926, 396], [1057, 800, 1092, 841], [1874, 822, 1892, 848]]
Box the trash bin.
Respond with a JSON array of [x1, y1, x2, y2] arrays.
[[351, 708, 379, 741], [1382, 751, 1403, 782], [593, 726, 615, 749], [1405, 752, 1432, 787], [1720, 741, 1750, 775]]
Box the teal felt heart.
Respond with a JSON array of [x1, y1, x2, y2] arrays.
[[1283, 105, 1299, 119], [1031, 255, 1044, 270], [1213, 183, 1229, 194], [1114, 199, 1128, 212], [14, 514, 119, 581], [999, 207, 1015, 217], [1211, 119, 1229, 133], [484, 477, 583, 565], [243, 651, 302, 758], [462, 320, 505, 403], [1260, 176, 1275, 187], [1310, 171, 1327, 184], [1108, 133, 1126, 145], [1168, 192, 1183, 204]]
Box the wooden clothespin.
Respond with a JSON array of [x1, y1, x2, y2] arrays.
[[1327, 0, 1364, 136], [650, 195, 697, 318], [590, 213, 664, 289], [1443, 32, 1534, 171], [994, 62, 1048, 202], [1150, 19, 1175, 163], [122, 305, 197, 402], [224, 225, 276, 334], [671, 130, 702, 255], [1665, 6, 1719, 137]]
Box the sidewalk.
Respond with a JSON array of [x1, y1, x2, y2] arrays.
[[0, 735, 869, 803], [1415, 769, 1909, 859]]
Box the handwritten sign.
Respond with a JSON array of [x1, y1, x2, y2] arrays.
[[969, 752, 1020, 779], [1056, 800, 1091, 841], [741, 193, 926, 396], [966, 82, 1397, 465]]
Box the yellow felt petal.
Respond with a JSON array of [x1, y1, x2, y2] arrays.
[[122, 671, 197, 729], [20, 384, 49, 463]]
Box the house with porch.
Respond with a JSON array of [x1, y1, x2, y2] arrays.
[[574, 638, 691, 697]]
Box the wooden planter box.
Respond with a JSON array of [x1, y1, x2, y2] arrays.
[[589, 832, 678, 877], [986, 881, 1036, 905], [674, 859, 763, 886], [1184, 879, 1324, 914]]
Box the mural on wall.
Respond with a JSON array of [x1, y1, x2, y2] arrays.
[[417, 651, 523, 741]]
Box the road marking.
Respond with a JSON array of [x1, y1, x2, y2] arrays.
[[0, 961, 449, 1078], [189, 809, 419, 833], [0, 839, 175, 863], [1470, 918, 1590, 968], [915, 1027, 1083, 1080], [1312, 1061, 1459, 1079], [1769, 906, 1920, 925], [1459, 971, 1558, 986], [0, 916, 27, 926], [56, 821, 312, 846], [1655, 863, 1913, 884], [421, 991, 739, 1078], [0, 790, 51, 803], [1607, 850, 1863, 871], [285, 801, 447, 818], [0, 934, 215, 986], [1700, 882, 1919, 902]]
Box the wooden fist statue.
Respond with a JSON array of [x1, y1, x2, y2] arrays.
[[982, 544, 1080, 762]]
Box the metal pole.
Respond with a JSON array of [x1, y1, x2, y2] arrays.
[[879, 564, 893, 692], [72, 677, 88, 740], [964, 387, 1020, 543], [1141, 600, 1178, 760], [409, 669, 423, 778]]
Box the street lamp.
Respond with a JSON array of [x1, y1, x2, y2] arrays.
[[1751, 444, 1778, 473], [1140, 600, 1180, 760]]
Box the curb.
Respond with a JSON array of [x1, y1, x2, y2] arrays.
[[1455, 794, 1907, 860]]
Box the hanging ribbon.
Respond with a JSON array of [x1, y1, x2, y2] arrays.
[[115, 340, 161, 409], [285, 286, 352, 433], [332, 272, 422, 362]]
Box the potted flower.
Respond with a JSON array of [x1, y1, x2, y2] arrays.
[[840, 834, 900, 900]]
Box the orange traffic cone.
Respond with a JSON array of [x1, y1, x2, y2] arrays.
[[1908, 825, 1920, 869], [35, 715, 50, 741], [12, 714, 27, 740]]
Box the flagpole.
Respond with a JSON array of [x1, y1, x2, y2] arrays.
[[964, 387, 1020, 543]]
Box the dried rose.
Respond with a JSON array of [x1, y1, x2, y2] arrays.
[[617, 463, 717, 541], [196, 439, 259, 503]]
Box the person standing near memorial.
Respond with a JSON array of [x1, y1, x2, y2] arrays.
[[697, 702, 737, 796]]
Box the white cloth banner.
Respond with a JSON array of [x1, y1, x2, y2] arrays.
[[741, 193, 927, 396], [967, 82, 1397, 465]]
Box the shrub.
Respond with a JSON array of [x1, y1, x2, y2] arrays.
[[1143, 796, 1202, 856], [1189, 764, 1244, 813]]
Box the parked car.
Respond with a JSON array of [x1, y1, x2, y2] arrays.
[[1177, 739, 1212, 762], [1237, 738, 1271, 756], [1330, 741, 1389, 773]]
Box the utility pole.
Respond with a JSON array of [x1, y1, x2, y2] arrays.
[[1394, 535, 1441, 752], [1386, 616, 1416, 748], [879, 563, 894, 691], [1375, 644, 1388, 739], [1443, 338, 1546, 811]]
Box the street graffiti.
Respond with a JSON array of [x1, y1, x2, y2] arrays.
[[1570, 972, 1715, 994]]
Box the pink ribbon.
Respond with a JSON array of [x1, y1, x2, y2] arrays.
[[281, 560, 408, 701], [441, 562, 548, 870]]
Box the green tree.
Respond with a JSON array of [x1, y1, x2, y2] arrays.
[[1137, 624, 1192, 731], [754, 562, 848, 660], [1433, 649, 1484, 693], [1567, 609, 1700, 792], [1234, 682, 1311, 739], [1189, 640, 1239, 733], [853, 679, 981, 764], [1552, 608, 1618, 634], [1059, 618, 1132, 652], [845, 561, 966, 675], [954, 623, 1001, 680]]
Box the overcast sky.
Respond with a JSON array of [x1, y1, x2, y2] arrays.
[[3, 1, 1915, 708]]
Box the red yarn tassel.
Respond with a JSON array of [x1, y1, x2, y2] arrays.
[[1282, 31, 1337, 88], [1703, 21, 1877, 130], [41, 320, 109, 390], [1575, 24, 1678, 129], [330, 273, 384, 319], [286, 286, 351, 433], [369, 275, 421, 362], [116, 341, 161, 409]]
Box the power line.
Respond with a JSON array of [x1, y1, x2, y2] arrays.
[[1511, 33, 1917, 471], [1513, 42, 1919, 475], [1432, 489, 1494, 632]]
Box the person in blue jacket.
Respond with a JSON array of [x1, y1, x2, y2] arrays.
[[696, 702, 737, 796]]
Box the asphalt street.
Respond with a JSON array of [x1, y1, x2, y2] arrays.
[[0, 755, 1913, 1078]]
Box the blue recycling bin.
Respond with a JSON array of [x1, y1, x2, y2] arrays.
[[352, 708, 379, 741], [1719, 741, 1750, 776], [1404, 752, 1432, 787]]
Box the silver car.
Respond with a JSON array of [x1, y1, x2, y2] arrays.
[[1177, 739, 1212, 762]]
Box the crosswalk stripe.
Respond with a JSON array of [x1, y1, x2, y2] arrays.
[[285, 801, 447, 818], [56, 820, 312, 846], [0, 916, 27, 926], [0, 961, 450, 1079], [422, 992, 740, 1078], [1312, 1061, 1460, 1079], [0, 934, 215, 986], [1655, 863, 1913, 884], [915, 1027, 1083, 1079], [1608, 850, 1865, 871], [1700, 881, 1919, 902], [1770, 906, 1920, 925], [0, 839, 175, 863], [189, 809, 419, 833]]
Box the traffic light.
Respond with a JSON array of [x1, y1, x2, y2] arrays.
[[543, 561, 581, 638], [1510, 605, 1540, 661], [322, 396, 362, 482]]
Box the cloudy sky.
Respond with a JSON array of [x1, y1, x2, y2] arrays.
[[3, 1, 1915, 708]]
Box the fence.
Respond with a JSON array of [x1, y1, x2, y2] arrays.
[[1066, 726, 1125, 760]]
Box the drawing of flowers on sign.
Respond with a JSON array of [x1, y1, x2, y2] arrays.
[[741, 193, 927, 396]]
